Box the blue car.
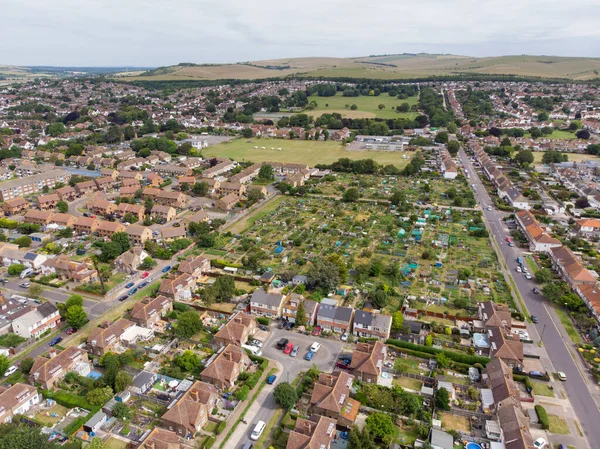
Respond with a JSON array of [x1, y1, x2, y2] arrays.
[[305, 351, 314, 361], [162, 265, 171, 273], [129, 287, 138, 295], [266, 375, 277, 385], [125, 282, 135, 288], [49, 337, 62, 347], [139, 282, 148, 288]]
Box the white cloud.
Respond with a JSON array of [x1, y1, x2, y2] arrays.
[[1, 0, 599, 66]]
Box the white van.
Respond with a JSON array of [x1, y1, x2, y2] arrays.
[[20, 268, 34, 279], [241, 344, 262, 356], [251, 421, 266, 440]]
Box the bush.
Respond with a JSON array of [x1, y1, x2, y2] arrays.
[[387, 339, 489, 366], [0, 333, 26, 347], [245, 373, 261, 390], [216, 420, 227, 435], [63, 416, 87, 436], [234, 385, 250, 401], [203, 436, 216, 449], [256, 317, 270, 326], [535, 405, 549, 429], [524, 376, 533, 391]]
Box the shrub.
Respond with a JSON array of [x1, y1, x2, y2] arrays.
[[535, 405, 549, 429], [234, 385, 250, 401], [203, 436, 216, 449], [524, 377, 533, 391], [245, 373, 261, 390], [216, 420, 227, 435], [256, 317, 270, 326], [63, 416, 87, 436]]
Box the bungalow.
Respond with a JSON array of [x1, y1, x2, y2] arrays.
[[126, 224, 152, 245], [0, 242, 48, 269], [50, 212, 76, 228], [74, 180, 98, 195], [0, 383, 40, 423], [215, 193, 239, 210], [285, 415, 337, 449], [178, 255, 210, 279], [37, 193, 60, 211], [349, 341, 387, 384], [90, 199, 117, 217], [161, 381, 219, 437], [352, 310, 392, 340], [41, 254, 99, 284], [131, 295, 173, 329], [55, 186, 77, 201], [160, 227, 187, 242], [2, 198, 29, 216], [24, 209, 54, 225], [12, 302, 60, 339], [310, 371, 360, 427], [29, 347, 91, 390], [151, 205, 177, 223], [214, 312, 257, 347], [88, 319, 135, 356], [282, 294, 319, 325], [130, 370, 157, 395], [73, 216, 100, 234], [97, 221, 126, 238], [200, 344, 250, 390], [158, 274, 197, 301], [316, 303, 354, 334], [116, 203, 145, 221], [250, 290, 285, 318]]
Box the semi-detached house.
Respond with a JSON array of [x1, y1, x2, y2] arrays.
[[12, 302, 60, 339], [250, 290, 285, 318], [352, 310, 392, 340], [316, 303, 354, 333], [349, 341, 387, 384], [0, 383, 40, 423], [29, 347, 91, 390], [514, 210, 562, 252], [161, 381, 219, 437], [282, 294, 318, 325]]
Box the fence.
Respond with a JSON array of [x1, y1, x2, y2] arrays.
[[447, 407, 493, 421]]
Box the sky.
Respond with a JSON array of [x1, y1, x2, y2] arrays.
[[2, 0, 600, 66]]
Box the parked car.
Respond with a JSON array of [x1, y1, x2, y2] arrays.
[[18, 282, 30, 288], [125, 282, 135, 288], [141, 272, 149, 279], [49, 337, 62, 347], [162, 265, 171, 273], [557, 372, 567, 381], [515, 266, 522, 273], [531, 315, 539, 323], [66, 328, 77, 335], [283, 342, 294, 355], [139, 282, 148, 288], [251, 421, 266, 441], [508, 242, 514, 247], [336, 362, 352, 370], [258, 325, 269, 332], [276, 338, 289, 350], [525, 273, 532, 280], [250, 339, 262, 348], [290, 347, 299, 357], [129, 288, 138, 295], [506, 237, 511, 243], [285, 321, 294, 331], [312, 325, 322, 336], [119, 295, 129, 302], [277, 321, 285, 330], [341, 332, 349, 342], [4, 366, 17, 377], [305, 351, 314, 361], [533, 438, 547, 449], [310, 342, 321, 353], [266, 375, 276, 385], [0, 279, 8, 284]]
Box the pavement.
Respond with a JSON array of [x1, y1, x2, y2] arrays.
[[459, 148, 600, 445]]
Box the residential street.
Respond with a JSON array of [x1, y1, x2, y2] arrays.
[[459, 148, 600, 444]]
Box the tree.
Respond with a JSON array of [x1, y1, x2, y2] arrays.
[[20, 357, 34, 374], [28, 284, 44, 299], [378, 104, 385, 110], [435, 353, 450, 369], [514, 150, 534, 166], [258, 164, 274, 181], [192, 181, 209, 196], [56, 201, 69, 213], [365, 412, 397, 444], [0, 422, 60, 449], [66, 294, 83, 309], [242, 128, 253, 138], [14, 236, 31, 248], [175, 311, 202, 338], [447, 140, 460, 155], [348, 427, 378, 449], [110, 402, 131, 421], [576, 129, 591, 140], [86, 386, 113, 406], [111, 232, 131, 252], [123, 212, 138, 224], [435, 132, 449, 144], [0, 355, 10, 377], [307, 260, 341, 293], [46, 122, 66, 137], [139, 257, 157, 270], [66, 305, 88, 329], [296, 300, 307, 327], [535, 268, 553, 284], [7, 264, 24, 276], [273, 382, 297, 409], [391, 311, 404, 334], [575, 197, 590, 209], [115, 371, 132, 392], [342, 187, 360, 202], [174, 350, 203, 372], [435, 387, 450, 410]]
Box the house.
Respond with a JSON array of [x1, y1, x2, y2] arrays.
[[477, 301, 512, 332], [126, 224, 152, 245], [549, 246, 596, 288], [0, 383, 40, 423], [349, 341, 387, 384], [12, 302, 60, 339], [430, 428, 454, 449], [575, 218, 600, 236], [292, 275, 307, 286], [130, 370, 157, 395], [161, 381, 219, 437], [215, 193, 239, 210], [90, 199, 117, 217], [155, 191, 187, 208], [122, 178, 141, 189], [97, 221, 126, 238], [485, 358, 520, 407], [115, 247, 148, 273], [119, 186, 138, 199], [487, 326, 524, 369], [131, 296, 173, 329], [118, 171, 143, 182], [200, 344, 250, 390], [184, 210, 209, 224], [160, 227, 187, 242], [94, 177, 115, 192], [352, 310, 392, 340], [514, 210, 561, 252], [55, 186, 77, 201], [282, 294, 319, 325], [29, 347, 91, 390], [74, 216, 100, 234], [74, 180, 98, 195], [158, 274, 197, 301], [2, 198, 29, 216], [139, 428, 182, 449], [496, 400, 535, 449], [50, 213, 76, 228], [217, 182, 246, 197], [151, 205, 177, 222], [24, 209, 54, 225], [145, 173, 164, 186], [214, 312, 257, 347], [310, 371, 360, 427], [116, 203, 145, 221], [285, 415, 337, 449], [87, 319, 135, 356], [316, 303, 354, 333], [250, 290, 285, 318], [41, 255, 99, 284], [178, 255, 210, 279], [0, 242, 48, 269]]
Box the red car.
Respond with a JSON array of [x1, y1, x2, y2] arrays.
[[336, 362, 352, 370], [506, 237, 511, 243], [283, 342, 294, 354], [66, 328, 77, 335], [312, 326, 322, 336], [141, 272, 149, 279]]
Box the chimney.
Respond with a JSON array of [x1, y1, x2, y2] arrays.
[[146, 442, 155, 449], [190, 389, 199, 401], [325, 374, 334, 387], [302, 421, 312, 434], [49, 348, 56, 359]]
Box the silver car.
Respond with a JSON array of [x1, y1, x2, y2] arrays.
[[290, 346, 299, 357]]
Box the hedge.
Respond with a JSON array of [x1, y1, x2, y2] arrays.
[[203, 436, 216, 449], [513, 374, 527, 382], [245, 373, 261, 390], [386, 339, 490, 366], [524, 377, 533, 391], [42, 390, 94, 410], [249, 353, 269, 371], [63, 416, 87, 436], [256, 317, 270, 326], [535, 405, 549, 429], [216, 420, 227, 435]]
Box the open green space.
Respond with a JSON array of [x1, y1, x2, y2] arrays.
[[555, 308, 582, 344], [103, 439, 129, 449], [533, 152, 600, 163], [525, 130, 577, 140], [548, 414, 570, 435], [531, 381, 555, 397], [304, 92, 419, 119], [392, 376, 423, 391], [205, 138, 409, 167]]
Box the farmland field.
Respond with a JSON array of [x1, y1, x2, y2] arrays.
[[204, 138, 410, 167], [304, 92, 419, 119]]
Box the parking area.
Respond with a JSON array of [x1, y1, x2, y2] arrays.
[[261, 326, 350, 381]]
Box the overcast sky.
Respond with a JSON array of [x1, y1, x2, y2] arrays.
[[2, 0, 600, 66]]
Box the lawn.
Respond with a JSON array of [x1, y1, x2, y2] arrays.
[[103, 439, 129, 449], [106, 272, 127, 290], [554, 308, 582, 344], [394, 357, 427, 376], [305, 92, 419, 119], [440, 412, 470, 432], [548, 414, 570, 435], [34, 404, 68, 425], [225, 195, 287, 235], [531, 381, 555, 397], [204, 138, 410, 167], [392, 376, 423, 391], [525, 130, 578, 140], [533, 152, 600, 163]]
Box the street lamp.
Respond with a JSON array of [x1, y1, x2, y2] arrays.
[[540, 324, 546, 342]]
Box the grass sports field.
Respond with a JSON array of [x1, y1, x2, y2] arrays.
[[524, 129, 577, 140], [305, 92, 419, 119], [533, 152, 600, 163], [204, 138, 410, 166]]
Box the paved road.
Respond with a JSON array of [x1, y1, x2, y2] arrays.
[[229, 326, 347, 449], [459, 148, 600, 445]]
